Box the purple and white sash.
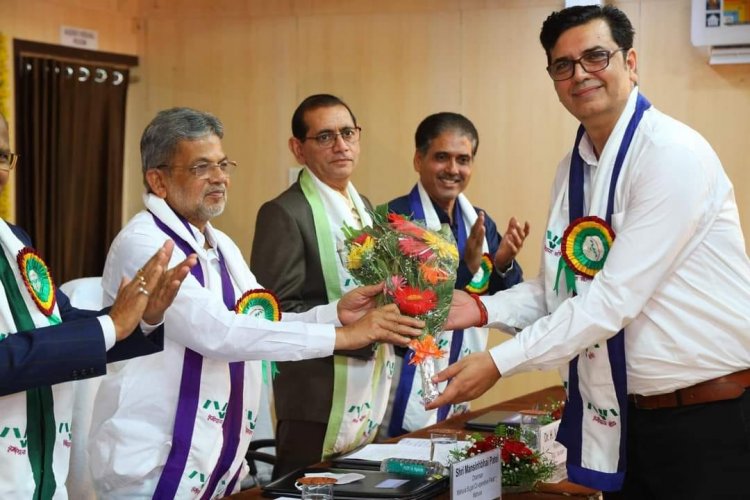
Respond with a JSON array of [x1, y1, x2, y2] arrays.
[[555, 93, 651, 492], [151, 211, 246, 500]]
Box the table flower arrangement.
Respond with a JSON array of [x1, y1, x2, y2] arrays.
[[535, 398, 565, 424], [341, 207, 458, 404], [450, 424, 557, 492]]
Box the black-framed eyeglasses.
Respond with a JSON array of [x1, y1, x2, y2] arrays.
[[0, 151, 19, 171], [546, 48, 628, 81], [156, 159, 237, 179], [302, 126, 361, 148]]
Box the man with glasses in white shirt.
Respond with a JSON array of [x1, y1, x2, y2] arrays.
[[431, 5, 750, 499]]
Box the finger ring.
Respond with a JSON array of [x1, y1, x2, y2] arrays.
[[138, 286, 150, 296]]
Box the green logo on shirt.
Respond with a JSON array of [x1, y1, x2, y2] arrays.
[[58, 421, 72, 448], [347, 402, 371, 423], [203, 399, 228, 424], [546, 230, 561, 249], [0, 426, 28, 452]]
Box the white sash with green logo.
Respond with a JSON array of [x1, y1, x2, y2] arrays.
[[0, 219, 69, 499], [148, 196, 262, 499], [90, 196, 262, 498], [299, 169, 394, 458]]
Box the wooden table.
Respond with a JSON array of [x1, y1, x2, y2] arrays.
[[228, 386, 599, 499]]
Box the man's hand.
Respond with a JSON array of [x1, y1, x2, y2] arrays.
[[337, 283, 386, 325], [334, 304, 424, 351], [464, 211, 487, 275], [444, 290, 482, 331], [109, 240, 195, 341], [494, 217, 530, 272], [424, 352, 501, 410], [142, 251, 198, 325]]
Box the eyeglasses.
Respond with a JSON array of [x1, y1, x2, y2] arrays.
[[157, 159, 238, 179], [302, 126, 361, 148], [0, 151, 19, 171], [546, 48, 628, 81]]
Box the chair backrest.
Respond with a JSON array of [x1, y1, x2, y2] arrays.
[[60, 277, 105, 310], [60, 277, 104, 500]]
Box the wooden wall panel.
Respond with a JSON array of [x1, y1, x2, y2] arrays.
[[637, 0, 750, 219], [292, 11, 463, 209]]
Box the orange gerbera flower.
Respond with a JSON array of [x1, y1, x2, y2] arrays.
[[420, 262, 450, 285], [408, 335, 445, 365], [393, 286, 437, 315]]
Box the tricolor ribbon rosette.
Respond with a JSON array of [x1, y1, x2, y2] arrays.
[[234, 289, 282, 321], [554, 216, 615, 295], [235, 289, 281, 383], [17, 247, 57, 317], [341, 206, 458, 404], [465, 253, 493, 295]]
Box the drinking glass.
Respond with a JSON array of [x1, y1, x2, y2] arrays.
[[297, 476, 335, 500], [429, 429, 458, 465]]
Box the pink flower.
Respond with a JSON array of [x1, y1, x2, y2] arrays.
[[384, 276, 407, 298], [398, 237, 435, 261], [388, 213, 427, 238]]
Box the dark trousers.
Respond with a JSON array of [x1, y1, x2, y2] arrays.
[[272, 420, 327, 480], [603, 389, 750, 500]]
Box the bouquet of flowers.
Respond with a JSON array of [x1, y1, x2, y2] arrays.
[[341, 206, 458, 404], [451, 424, 556, 492]]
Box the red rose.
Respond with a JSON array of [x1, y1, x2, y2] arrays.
[[353, 232, 370, 245], [502, 439, 534, 462], [468, 435, 501, 455], [551, 404, 564, 421]]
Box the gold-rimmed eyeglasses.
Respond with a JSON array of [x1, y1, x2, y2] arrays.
[[0, 150, 19, 172], [547, 48, 628, 81], [156, 159, 238, 179], [302, 126, 361, 148]]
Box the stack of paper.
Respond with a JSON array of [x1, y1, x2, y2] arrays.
[[343, 438, 470, 466]]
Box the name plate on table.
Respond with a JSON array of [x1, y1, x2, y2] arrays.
[[450, 449, 501, 500], [540, 420, 567, 466], [532, 419, 567, 483]]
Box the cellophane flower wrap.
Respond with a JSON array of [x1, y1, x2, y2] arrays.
[[341, 206, 458, 404]]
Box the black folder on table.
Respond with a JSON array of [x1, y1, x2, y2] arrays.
[[261, 466, 448, 499], [330, 451, 382, 471], [463, 410, 523, 431]]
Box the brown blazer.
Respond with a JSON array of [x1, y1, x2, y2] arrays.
[[251, 180, 373, 424]]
